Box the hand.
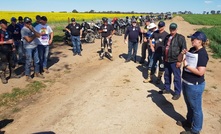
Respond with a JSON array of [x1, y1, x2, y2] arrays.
[[151, 47, 155, 52], [27, 24, 34, 31], [181, 49, 187, 55], [48, 40, 53, 45], [143, 38, 147, 42], [176, 62, 182, 68]]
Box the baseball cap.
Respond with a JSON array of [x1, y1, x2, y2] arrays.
[[0, 19, 9, 25], [132, 18, 137, 23], [102, 17, 108, 22], [169, 23, 177, 30], [24, 17, 32, 23], [41, 16, 47, 21], [11, 17, 17, 22], [71, 18, 76, 22], [147, 23, 156, 29], [18, 16, 23, 20], [158, 21, 165, 27], [187, 31, 207, 42]]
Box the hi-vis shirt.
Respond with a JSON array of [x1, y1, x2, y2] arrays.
[[35, 24, 53, 45]]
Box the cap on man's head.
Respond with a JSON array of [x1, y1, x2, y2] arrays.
[[24, 17, 32, 23], [132, 18, 137, 23], [187, 31, 207, 42], [169, 23, 177, 30], [11, 17, 17, 22], [18, 16, 23, 21], [41, 16, 47, 21], [102, 17, 108, 22], [0, 19, 9, 25], [158, 21, 165, 27], [71, 18, 76, 22]]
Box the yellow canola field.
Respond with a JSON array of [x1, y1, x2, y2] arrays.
[[0, 11, 142, 22]]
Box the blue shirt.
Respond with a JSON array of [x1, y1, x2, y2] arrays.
[[124, 26, 142, 43]]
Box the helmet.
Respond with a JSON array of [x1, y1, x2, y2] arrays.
[[24, 17, 32, 23], [102, 17, 108, 22]]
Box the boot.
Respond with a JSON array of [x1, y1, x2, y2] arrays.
[[34, 73, 45, 79], [10, 68, 20, 78], [43, 68, 49, 74], [156, 71, 164, 84], [143, 70, 153, 83], [25, 75, 32, 82], [0, 71, 8, 84]]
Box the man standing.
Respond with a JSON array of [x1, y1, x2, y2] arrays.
[[7, 17, 24, 65], [35, 16, 53, 74], [147, 21, 169, 83], [99, 17, 115, 60], [66, 18, 82, 56], [17, 16, 24, 29], [21, 17, 44, 81], [139, 18, 150, 64], [159, 23, 187, 100], [0, 19, 19, 84], [124, 19, 142, 63], [32, 15, 41, 27]]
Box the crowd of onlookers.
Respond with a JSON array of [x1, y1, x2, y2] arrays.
[[0, 14, 209, 134], [0, 15, 53, 83]]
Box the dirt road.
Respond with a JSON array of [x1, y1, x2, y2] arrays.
[[1, 16, 221, 134]]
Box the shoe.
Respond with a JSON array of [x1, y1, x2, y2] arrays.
[[180, 130, 199, 134], [78, 53, 82, 56], [34, 73, 45, 79], [125, 59, 130, 63], [172, 94, 181, 100], [43, 68, 49, 74], [158, 89, 170, 94], [73, 53, 77, 56], [176, 120, 192, 128], [11, 73, 21, 78], [25, 76, 32, 82]]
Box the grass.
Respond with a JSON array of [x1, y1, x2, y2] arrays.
[[0, 81, 46, 107]]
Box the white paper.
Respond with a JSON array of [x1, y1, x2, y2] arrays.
[[184, 52, 198, 73]]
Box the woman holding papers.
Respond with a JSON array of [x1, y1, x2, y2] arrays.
[[177, 31, 209, 134]]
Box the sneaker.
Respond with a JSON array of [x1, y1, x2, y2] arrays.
[[172, 94, 181, 100], [158, 89, 170, 94], [176, 120, 192, 128], [143, 78, 152, 83], [43, 68, 49, 74], [34, 73, 45, 79], [78, 53, 82, 56], [73, 53, 77, 56], [180, 130, 199, 134], [125, 59, 130, 63], [25, 76, 32, 82]]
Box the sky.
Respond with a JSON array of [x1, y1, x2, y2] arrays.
[[1, 0, 221, 14]]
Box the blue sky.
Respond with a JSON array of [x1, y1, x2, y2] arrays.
[[1, 0, 221, 14]]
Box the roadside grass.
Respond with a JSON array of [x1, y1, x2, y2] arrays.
[[0, 81, 46, 107]]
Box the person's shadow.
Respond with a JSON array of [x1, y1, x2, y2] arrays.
[[32, 131, 55, 134], [0, 119, 14, 134], [147, 89, 185, 122]]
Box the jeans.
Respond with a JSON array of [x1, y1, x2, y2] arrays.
[[147, 47, 154, 69], [38, 45, 49, 71], [182, 81, 205, 133], [25, 47, 40, 76], [164, 62, 182, 95], [150, 52, 164, 75], [14, 40, 25, 63], [127, 41, 138, 61], [71, 36, 81, 54]]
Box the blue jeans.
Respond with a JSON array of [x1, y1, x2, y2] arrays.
[[164, 62, 182, 95], [71, 36, 81, 54], [14, 41, 25, 63], [127, 41, 138, 61], [38, 45, 49, 71], [147, 47, 154, 69], [151, 52, 164, 75], [25, 47, 40, 76], [182, 81, 205, 133]]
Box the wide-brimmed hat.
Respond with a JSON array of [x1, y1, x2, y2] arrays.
[[147, 23, 157, 29]]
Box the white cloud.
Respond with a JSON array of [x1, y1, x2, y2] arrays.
[[205, 0, 213, 4]]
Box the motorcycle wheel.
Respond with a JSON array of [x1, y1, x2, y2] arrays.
[[85, 33, 95, 43]]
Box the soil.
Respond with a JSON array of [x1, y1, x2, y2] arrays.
[[0, 16, 221, 134]]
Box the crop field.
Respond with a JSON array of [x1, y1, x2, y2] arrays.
[[0, 11, 140, 23]]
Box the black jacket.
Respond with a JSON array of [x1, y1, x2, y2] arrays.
[[164, 33, 187, 62]]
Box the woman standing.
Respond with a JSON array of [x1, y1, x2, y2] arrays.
[[177, 31, 209, 134]]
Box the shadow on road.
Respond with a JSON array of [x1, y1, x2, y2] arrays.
[[32, 131, 55, 134]]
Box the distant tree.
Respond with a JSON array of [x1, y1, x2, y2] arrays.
[[89, 10, 95, 13], [203, 11, 206, 14], [207, 12, 209, 14], [72, 9, 78, 13], [217, 11, 220, 14], [211, 10, 216, 14]]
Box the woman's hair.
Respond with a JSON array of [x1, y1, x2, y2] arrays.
[[202, 39, 210, 47]]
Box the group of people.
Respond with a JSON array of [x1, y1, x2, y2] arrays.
[[123, 17, 209, 134], [0, 15, 53, 83], [1, 15, 209, 134]]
